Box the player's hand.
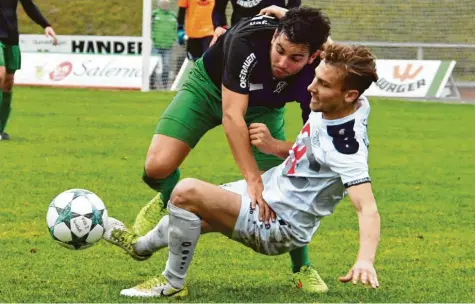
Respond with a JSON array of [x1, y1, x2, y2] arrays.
[[247, 178, 276, 225], [177, 29, 186, 45], [210, 26, 227, 47], [249, 123, 276, 155], [259, 5, 288, 19], [45, 26, 57, 46], [339, 260, 379, 289]]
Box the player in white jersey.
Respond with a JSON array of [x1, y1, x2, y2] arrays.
[[104, 43, 381, 298]]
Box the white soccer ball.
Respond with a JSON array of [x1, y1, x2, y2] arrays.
[[46, 189, 108, 250]]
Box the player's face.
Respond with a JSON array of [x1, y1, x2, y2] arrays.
[[270, 32, 317, 79], [307, 61, 359, 117], [160, 0, 169, 10]]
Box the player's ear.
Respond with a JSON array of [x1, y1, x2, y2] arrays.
[[307, 49, 320, 64], [344, 90, 360, 104]]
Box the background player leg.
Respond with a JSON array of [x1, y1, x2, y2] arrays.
[[246, 106, 325, 293], [0, 43, 20, 140], [0, 73, 14, 139], [0, 68, 4, 140], [0, 45, 6, 140]]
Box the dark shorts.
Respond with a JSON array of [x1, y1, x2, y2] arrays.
[[186, 36, 213, 61], [0, 41, 21, 73]]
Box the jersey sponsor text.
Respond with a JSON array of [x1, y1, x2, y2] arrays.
[[239, 53, 257, 88]]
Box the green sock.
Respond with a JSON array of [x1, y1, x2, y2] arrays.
[[142, 168, 180, 206], [0, 92, 12, 133], [290, 245, 311, 273]]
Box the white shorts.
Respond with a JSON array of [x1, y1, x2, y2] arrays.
[[220, 180, 299, 256]]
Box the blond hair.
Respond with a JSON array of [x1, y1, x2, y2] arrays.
[[322, 44, 378, 96]]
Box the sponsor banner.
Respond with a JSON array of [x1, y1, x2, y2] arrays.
[[19, 34, 143, 55], [366, 60, 456, 98], [15, 53, 158, 89]]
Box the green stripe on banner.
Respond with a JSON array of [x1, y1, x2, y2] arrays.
[[427, 61, 451, 97]]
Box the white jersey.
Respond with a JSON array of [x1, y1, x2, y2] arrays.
[[262, 96, 371, 246]]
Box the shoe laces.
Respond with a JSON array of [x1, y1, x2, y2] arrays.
[[111, 229, 136, 249], [300, 266, 324, 285], [143, 194, 165, 218], [137, 276, 168, 289]]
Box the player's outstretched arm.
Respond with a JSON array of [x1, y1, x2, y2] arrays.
[[20, 0, 58, 45], [339, 182, 380, 289], [222, 87, 275, 224], [249, 123, 293, 159]]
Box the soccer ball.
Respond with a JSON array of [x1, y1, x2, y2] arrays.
[[46, 189, 108, 250]]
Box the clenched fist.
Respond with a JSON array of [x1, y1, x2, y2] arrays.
[[249, 123, 277, 155]]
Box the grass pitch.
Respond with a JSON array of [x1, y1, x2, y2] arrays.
[[0, 87, 474, 302]]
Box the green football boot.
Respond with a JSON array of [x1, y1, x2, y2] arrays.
[[292, 265, 329, 293], [132, 193, 168, 236]]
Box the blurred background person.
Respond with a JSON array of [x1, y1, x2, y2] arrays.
[[0, 0, 57, 140], [177, 0, 215, 61], [151, 0, 177, 89]]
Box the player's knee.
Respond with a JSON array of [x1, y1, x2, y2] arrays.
[[144, 154, 177, 179], [2, 75, 14, 92], [0, 68, 6, 85], [170, 178, 201, 211]]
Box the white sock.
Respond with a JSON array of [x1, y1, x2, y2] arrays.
[[133, 216, 169, 255], [163, 202, 201, 289]]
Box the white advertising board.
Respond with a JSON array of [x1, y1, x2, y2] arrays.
[[15, 53, 158, 90]]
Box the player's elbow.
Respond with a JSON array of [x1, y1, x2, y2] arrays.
[[222, 111, 242, 131]]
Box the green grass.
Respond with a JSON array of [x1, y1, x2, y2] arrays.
[[0, 87, 474, 302], [19, 0, 474, 44], [18, 1, 475, 82]]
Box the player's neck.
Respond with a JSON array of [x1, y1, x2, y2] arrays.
[[322, 101, 360, 120]]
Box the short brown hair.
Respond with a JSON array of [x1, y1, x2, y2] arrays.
[[278, 7, 331, 54], [322, 44, 378, 96]]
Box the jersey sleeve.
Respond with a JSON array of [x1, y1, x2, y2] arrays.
[[212, 0, 229, 28], [222, 36, 258, 94], [20, 0, 50, 28], [178, 0, 188, 9], [327, 147, 370, 188]]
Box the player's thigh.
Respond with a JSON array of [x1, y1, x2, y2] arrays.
[[245, 107, 286, 171], [154, 82, 221, 150], [145, 134, 191, 176], [221, 179, 297, 255], [172, 178, 243, 237], [4, 45, 20, 75]]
